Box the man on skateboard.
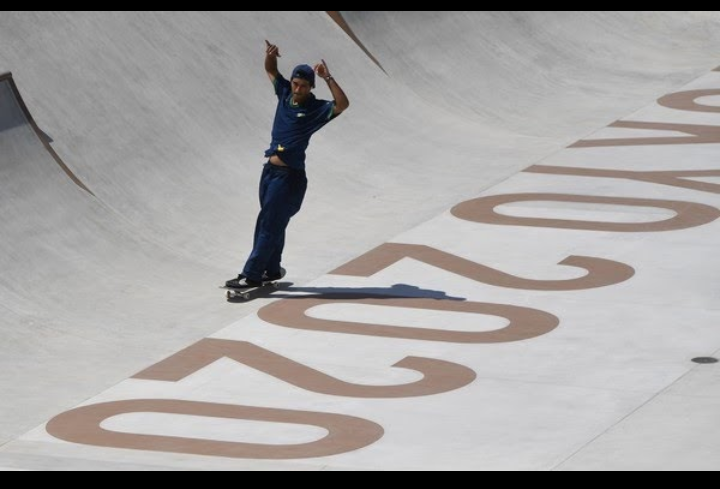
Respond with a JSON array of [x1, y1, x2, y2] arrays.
[[226, 40, 349, 289]]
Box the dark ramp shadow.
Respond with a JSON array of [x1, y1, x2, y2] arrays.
[[326, 12, 387, 74], [0, 72, 94, 195], [37, 127, 54, 143]]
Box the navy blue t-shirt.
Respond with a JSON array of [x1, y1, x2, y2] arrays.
[[264, 73, 337, 170]]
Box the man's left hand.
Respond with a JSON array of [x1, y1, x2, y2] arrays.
[[315, 59, 331, 79]]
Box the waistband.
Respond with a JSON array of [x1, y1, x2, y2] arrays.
[[264, 161, 306, 174]]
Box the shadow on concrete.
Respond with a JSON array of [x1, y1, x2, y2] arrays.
[[229, 283, 466, 302]]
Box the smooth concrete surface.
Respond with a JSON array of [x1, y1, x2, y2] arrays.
[[340, 11, 720, 139], [0, 11, 719, 470], [557, 394, 720, 471]]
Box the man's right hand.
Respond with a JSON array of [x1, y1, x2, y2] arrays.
[[264, 40, 281, 82], [265, 40, 281, 58]]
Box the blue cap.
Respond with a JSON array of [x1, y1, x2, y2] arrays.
[[291, 64, 315, 88]]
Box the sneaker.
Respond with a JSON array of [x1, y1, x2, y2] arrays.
[[263, 267, 287, 282], [225, 275, 262, 289]]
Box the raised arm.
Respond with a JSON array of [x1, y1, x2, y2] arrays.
[[264, 40, 281, 82], [315, 59, 349, 115]]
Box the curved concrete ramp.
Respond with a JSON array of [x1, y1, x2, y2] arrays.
[[340, 11, 720, 139], [0, 11, 719, 470], [0, 71, 252, 447]]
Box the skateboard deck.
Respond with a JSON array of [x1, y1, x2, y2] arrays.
[[222, 269, 286, 300], [222, 281, 281, 300]]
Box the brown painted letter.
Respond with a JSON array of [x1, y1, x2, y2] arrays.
[[47, 399, 383, 460], [527, 166, 720, 195], [451, 193, 720, 232], [571, 121, 720, 147], [259, 296, 559, 343], [332, 243, 634, 291], [135, 338, 476, 398], [657, 89, 720, 113]]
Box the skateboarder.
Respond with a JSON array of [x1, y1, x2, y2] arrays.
[[226, 40, 349, 289]]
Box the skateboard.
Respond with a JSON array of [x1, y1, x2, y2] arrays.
[[223, 281, 281, 300], [222, 269, 286, 301]]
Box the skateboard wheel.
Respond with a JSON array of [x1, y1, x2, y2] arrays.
[[243, 293, 251, 300]]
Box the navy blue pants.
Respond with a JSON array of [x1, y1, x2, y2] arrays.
[[242, 163, 307, 281]]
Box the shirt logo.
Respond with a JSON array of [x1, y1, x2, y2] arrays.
[[296, 113, 306, 118]]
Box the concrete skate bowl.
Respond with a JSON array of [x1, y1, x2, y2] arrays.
[[1, 12, 720, 470]]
